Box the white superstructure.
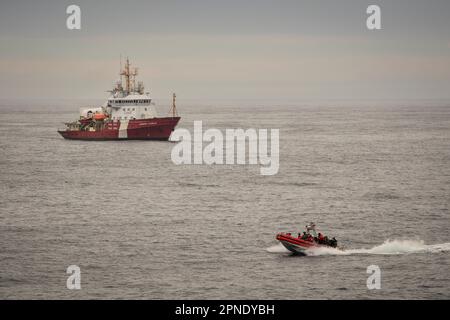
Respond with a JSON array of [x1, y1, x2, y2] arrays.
[[103, 58, 158, 121], [107, 95, 157, 120]]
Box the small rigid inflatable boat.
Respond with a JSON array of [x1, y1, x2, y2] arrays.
[[276, 232, 339, 255], [276, 233, 320, 255]]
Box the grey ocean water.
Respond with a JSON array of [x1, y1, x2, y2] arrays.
[[0, 99, 449, 299]]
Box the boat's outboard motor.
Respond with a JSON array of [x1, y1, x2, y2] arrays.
[[330, 237, 338, 248]]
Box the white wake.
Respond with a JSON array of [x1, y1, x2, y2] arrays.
[[267, 239, 450, 256]]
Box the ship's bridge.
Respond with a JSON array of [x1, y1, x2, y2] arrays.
[[107, 94, 157, 120]]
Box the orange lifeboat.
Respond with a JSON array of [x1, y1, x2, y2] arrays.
[[93, 113, 107, 121]]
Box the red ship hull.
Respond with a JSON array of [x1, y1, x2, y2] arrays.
[[58, 117, 180, 141]]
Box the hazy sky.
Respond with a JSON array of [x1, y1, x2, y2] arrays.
[[1, 0, 450, 100]]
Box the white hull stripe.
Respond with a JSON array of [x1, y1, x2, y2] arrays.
[[118, 120, 129, 139]]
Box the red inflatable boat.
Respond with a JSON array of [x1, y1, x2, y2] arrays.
[[276, 231, 339, 255]]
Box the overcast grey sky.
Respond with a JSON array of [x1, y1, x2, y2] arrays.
[[1, 0, 450, 100]]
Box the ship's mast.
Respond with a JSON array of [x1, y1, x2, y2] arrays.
[[170, 93, 178, 117], [119, 54, 122, 88], [120, 57, 132, 93], [116, 58, 149, 96], [131, 67, 138, 93]]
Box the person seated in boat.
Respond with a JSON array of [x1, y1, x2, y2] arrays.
[[306, 222, 318, 239], [318, 232, 325, 244], [306, 234, 314, 242], [301, 231, 308, 240]]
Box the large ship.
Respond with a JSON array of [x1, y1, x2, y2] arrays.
[[58, 58, 180, 140]]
